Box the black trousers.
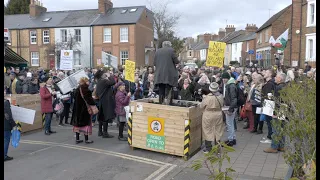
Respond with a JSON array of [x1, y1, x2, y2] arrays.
[[60, 102, 71, 124], [119, 122, 125, 138], [252, 106, 264, 131], [158, 83, 173, 104]]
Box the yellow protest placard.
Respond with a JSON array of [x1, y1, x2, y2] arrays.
[[4, 67, 6, 73], [206, 41, 226, 67], [148, 116, 165, 136], [125, 60, 135, 82]]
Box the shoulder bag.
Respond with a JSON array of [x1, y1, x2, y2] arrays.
[[80, 88, 99, 115]]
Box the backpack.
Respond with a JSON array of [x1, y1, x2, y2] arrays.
[[236, 85, 245, 106]]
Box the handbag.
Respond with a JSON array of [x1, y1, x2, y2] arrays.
[[54, 100, 64, 115], [240, 106, 247, 118], [259, 114, 266, 121], [11, 127, 21, 148], [244, 101, 252, 111], [80, 88, 99, 115]]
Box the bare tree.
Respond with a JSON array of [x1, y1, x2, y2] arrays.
[[147, 0, 181, 47], [46, 30, 81, 69]]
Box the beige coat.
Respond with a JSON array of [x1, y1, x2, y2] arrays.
[[200, 93, 224, 142]]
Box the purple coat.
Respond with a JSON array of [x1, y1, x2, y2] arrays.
[[115, 90, 130, 116]]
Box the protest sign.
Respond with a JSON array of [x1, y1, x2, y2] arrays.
[[206, 41, 226, 67], [11, 105, 36, 125], [60, 50, 73, 70], [262, 99, 275, 117], [125, 60, 135, 82], [57, 69, 88, 94]]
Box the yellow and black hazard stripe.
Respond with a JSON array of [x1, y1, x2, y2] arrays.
[[15, 121, 22, 132], [184, 120, 190, 160], [42, 113, 46, 128], [127, 113, 132, 146]]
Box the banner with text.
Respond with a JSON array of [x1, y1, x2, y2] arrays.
[[60, 50, 74, 70], [206, 41, 226, 67], [125, 60, 135, 82]]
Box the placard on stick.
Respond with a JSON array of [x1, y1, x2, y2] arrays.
[[206, 41, 226, 68], [125, 60, 135, 82]]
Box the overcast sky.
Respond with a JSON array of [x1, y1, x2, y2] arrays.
[[4, 0, 292, 38]]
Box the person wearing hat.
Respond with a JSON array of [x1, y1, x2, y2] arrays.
[[114, 81, 131, 141], [40, 77, 57, 135], [199, 82, 224, 153], [221, 72, 238, 147]]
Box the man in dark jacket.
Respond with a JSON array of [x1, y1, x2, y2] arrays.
[[28, 78, 39, 94], [154, 41, 180, 105], [264, 73, 287, 153], [262, 69, 276, 140], [15, 73, 28, 94], [221, 72, 238, 147]]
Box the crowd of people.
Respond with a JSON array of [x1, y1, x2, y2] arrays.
[[3, 45, 316, 160]]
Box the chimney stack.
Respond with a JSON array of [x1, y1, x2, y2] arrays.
[[98, 0, 113, 14], [29, 0, 47, 18], [245, 23, 258, 33], [225, 25, 236, 34], [212, 34, 219, 41], [218, 28, 226, 40], [203, 33, 212, 44]]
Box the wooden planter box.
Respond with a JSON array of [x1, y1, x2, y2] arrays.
[[129, 99, 202, 160], [6, 94, 42, 133]]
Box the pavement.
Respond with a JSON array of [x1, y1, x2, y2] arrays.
[[4, 117, 288, 180]]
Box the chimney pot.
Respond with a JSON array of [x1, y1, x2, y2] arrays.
[[99, 0, 113, 14]]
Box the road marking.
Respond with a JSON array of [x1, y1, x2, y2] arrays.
[[29, 146, 54, 155], [21, 140, 169, 166], [144, 164, 171, 180], [153, 164, 177, 180], [21, 140, 178, 179]]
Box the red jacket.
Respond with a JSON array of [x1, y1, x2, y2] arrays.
[[40, 86, 53, 113]]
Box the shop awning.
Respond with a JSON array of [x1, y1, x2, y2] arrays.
[[4, 46, 28, 65]]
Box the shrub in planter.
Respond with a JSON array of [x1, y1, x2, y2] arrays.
[[272, 79, 316, 178]]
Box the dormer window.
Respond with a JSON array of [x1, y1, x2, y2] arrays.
[[130, 8, 137, 12], [42, 17, 52, 22]]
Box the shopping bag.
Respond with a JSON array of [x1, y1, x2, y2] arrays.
[[259, 114, 266, 121], [124, 106, 130, 122], [11, 127, 21, 148], [240, 106, 247, 119]]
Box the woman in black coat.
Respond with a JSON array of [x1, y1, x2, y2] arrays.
[[95, 70, 116, 138], [71, 77, 96, 144]]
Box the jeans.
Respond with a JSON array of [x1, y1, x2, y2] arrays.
[[271, 120, 285, 149], [265, 115, 273, 138], [44, 113, 53, 132], [225, 111, 236, 141], [4, 131, 11, 158], [234, 108, 238, 130]]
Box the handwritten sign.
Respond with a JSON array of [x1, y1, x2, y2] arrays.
[[125, 60, 135, 82], [206, 41, 226, 67], [11, 105, 36, 124]]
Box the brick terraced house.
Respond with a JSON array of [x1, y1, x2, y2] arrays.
[[4, 0, 154, 69]]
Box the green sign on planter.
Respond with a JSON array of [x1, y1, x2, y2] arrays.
[[146, 134, 165, 151]]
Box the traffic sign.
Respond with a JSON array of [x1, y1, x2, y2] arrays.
[[248, 50, 254, 54]]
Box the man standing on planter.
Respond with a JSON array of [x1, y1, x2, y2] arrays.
[[154, 41, 180, 105]]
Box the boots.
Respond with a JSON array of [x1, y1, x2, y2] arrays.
[[98, 121, 103, 137], [102, 121, 114, 138]]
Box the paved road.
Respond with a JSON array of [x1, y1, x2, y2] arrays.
[[4, 118, 288, 180]]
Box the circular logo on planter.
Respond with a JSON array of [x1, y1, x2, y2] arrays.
[[150, 120, 162, 133]]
